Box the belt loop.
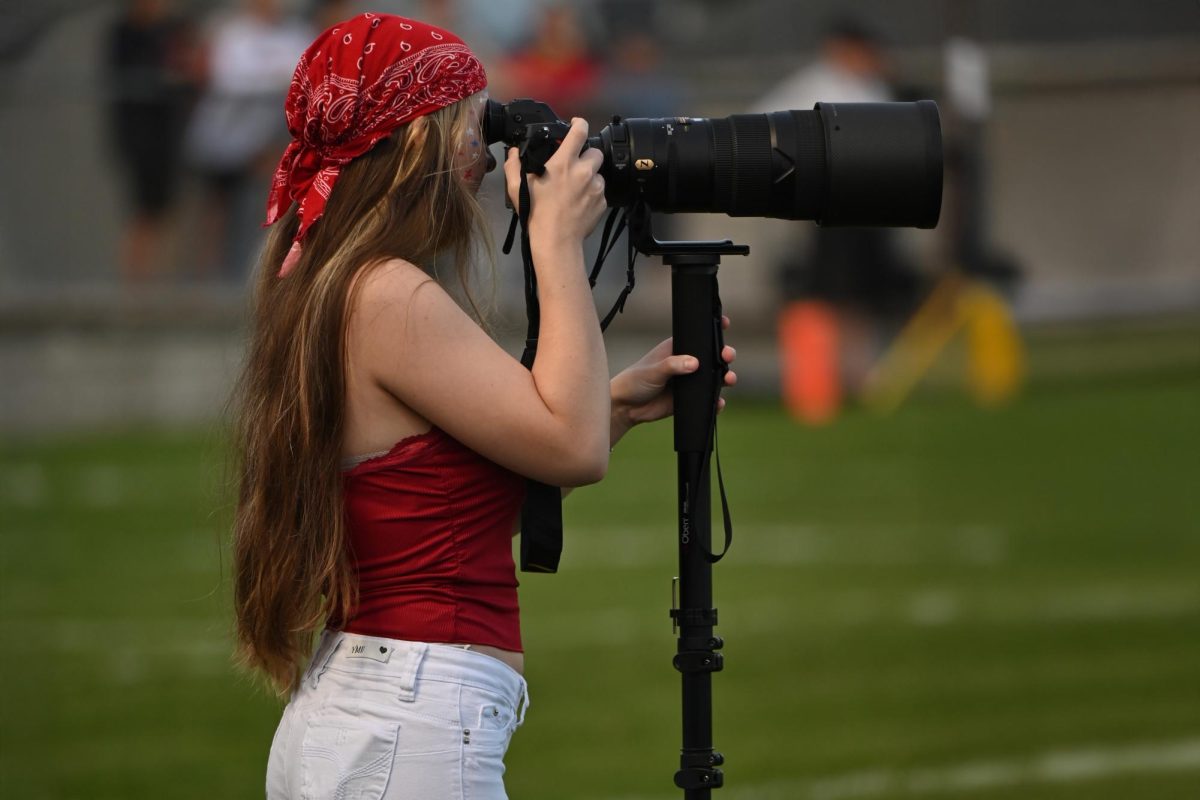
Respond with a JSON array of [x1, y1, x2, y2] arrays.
[[306, 630, 341, 690], [516, 680, 530, 727], [396, 642, 428, 703]]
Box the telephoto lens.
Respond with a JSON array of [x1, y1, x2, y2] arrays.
[[484, 98, 943, 229], [592, 101, 943, 228]]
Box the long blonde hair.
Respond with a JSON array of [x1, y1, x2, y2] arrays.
[[231, 99, 491, 695]]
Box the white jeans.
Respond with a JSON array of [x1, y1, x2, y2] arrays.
[[266, 631, 529, 800]]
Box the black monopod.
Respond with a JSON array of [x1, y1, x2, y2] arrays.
[[488, 98, 944, 797]]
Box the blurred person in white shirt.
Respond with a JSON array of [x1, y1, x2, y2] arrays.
[[752, 18, 921, 422], [185, 0, 313, 281]]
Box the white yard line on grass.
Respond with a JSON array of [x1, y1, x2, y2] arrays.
[[0, 463, 49, 507], [0, 461, 218, 510], [529, 581, 1200, 650], [602, 737, 1200, 799], [5, 618, 235, 682], [559, 523, 1011, 568], [725, 583, 1200, 632]]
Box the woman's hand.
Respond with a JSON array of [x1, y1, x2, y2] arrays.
[[609, 317, 738, 448], [503, 118, 607, 252]]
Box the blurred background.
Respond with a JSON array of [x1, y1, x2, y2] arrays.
[[1, 1, 1198, 798]]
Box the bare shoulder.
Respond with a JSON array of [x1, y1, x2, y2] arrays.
[[348, 258, 451, 335], [352, 258, 437, 311], [347, 258, 480, 373]]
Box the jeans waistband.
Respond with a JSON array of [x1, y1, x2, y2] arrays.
[[305, 630, 529, 723]]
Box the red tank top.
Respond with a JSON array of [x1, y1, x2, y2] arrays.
[[338, 428, 525, 651]]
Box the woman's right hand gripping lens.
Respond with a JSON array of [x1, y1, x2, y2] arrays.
[[504, 118, 608, 253]]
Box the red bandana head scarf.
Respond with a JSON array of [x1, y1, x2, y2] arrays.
[[265, 13, 487, 276]]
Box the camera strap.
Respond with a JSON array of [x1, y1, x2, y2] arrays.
[[588, 207, 625, 287], [502, 179, 644, 573], [687, 309, 734, 564], [505, 171, 564, 573], [591, 207, 639, 332]]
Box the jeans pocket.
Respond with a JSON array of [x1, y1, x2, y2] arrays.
[[460, 685, 516, 747], [300, 720, 400, 800]]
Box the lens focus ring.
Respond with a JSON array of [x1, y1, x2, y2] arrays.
[[726, 115, 773, 216]]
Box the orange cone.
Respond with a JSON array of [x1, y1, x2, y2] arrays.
[[779, 301, 840, 424]]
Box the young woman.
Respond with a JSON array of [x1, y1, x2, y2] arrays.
[[231, 14, 735, 799]]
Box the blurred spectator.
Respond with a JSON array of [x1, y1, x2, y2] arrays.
[[942, 37, 1021, 293], [365, 0, 535, 61], [411, 0, 457, 30], [598, 29, 687, 117], [495, 3, 602, 119], [753, 17, 923, 422], [184, 0, 312, 282], [311, 0, 359, 33], [457, 0, 539, 57], [105, 0, 199, 283], [755, 16, 891, 111], [592, 28, 689, 286]]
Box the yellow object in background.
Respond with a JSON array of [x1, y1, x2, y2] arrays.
[[963, 284, 1025, 406], [864, 273, 1025, 414]]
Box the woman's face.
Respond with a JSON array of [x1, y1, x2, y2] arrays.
[[457, 91, 496, 194]]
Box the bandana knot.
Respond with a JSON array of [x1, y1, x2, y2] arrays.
[[264, 13, 487, 276]]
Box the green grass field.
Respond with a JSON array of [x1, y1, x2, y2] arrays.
[[3, 321, 1199, 799]]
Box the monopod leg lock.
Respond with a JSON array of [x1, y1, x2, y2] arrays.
[[670, 606, 726, 670], [676, 749, 726, 790]]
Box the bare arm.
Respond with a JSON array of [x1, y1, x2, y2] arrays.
[[556, 323, 739, 501], [352, 119, 611, 487]]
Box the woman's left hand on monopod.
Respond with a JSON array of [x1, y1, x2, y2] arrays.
[[609, 316, 737, 447]]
